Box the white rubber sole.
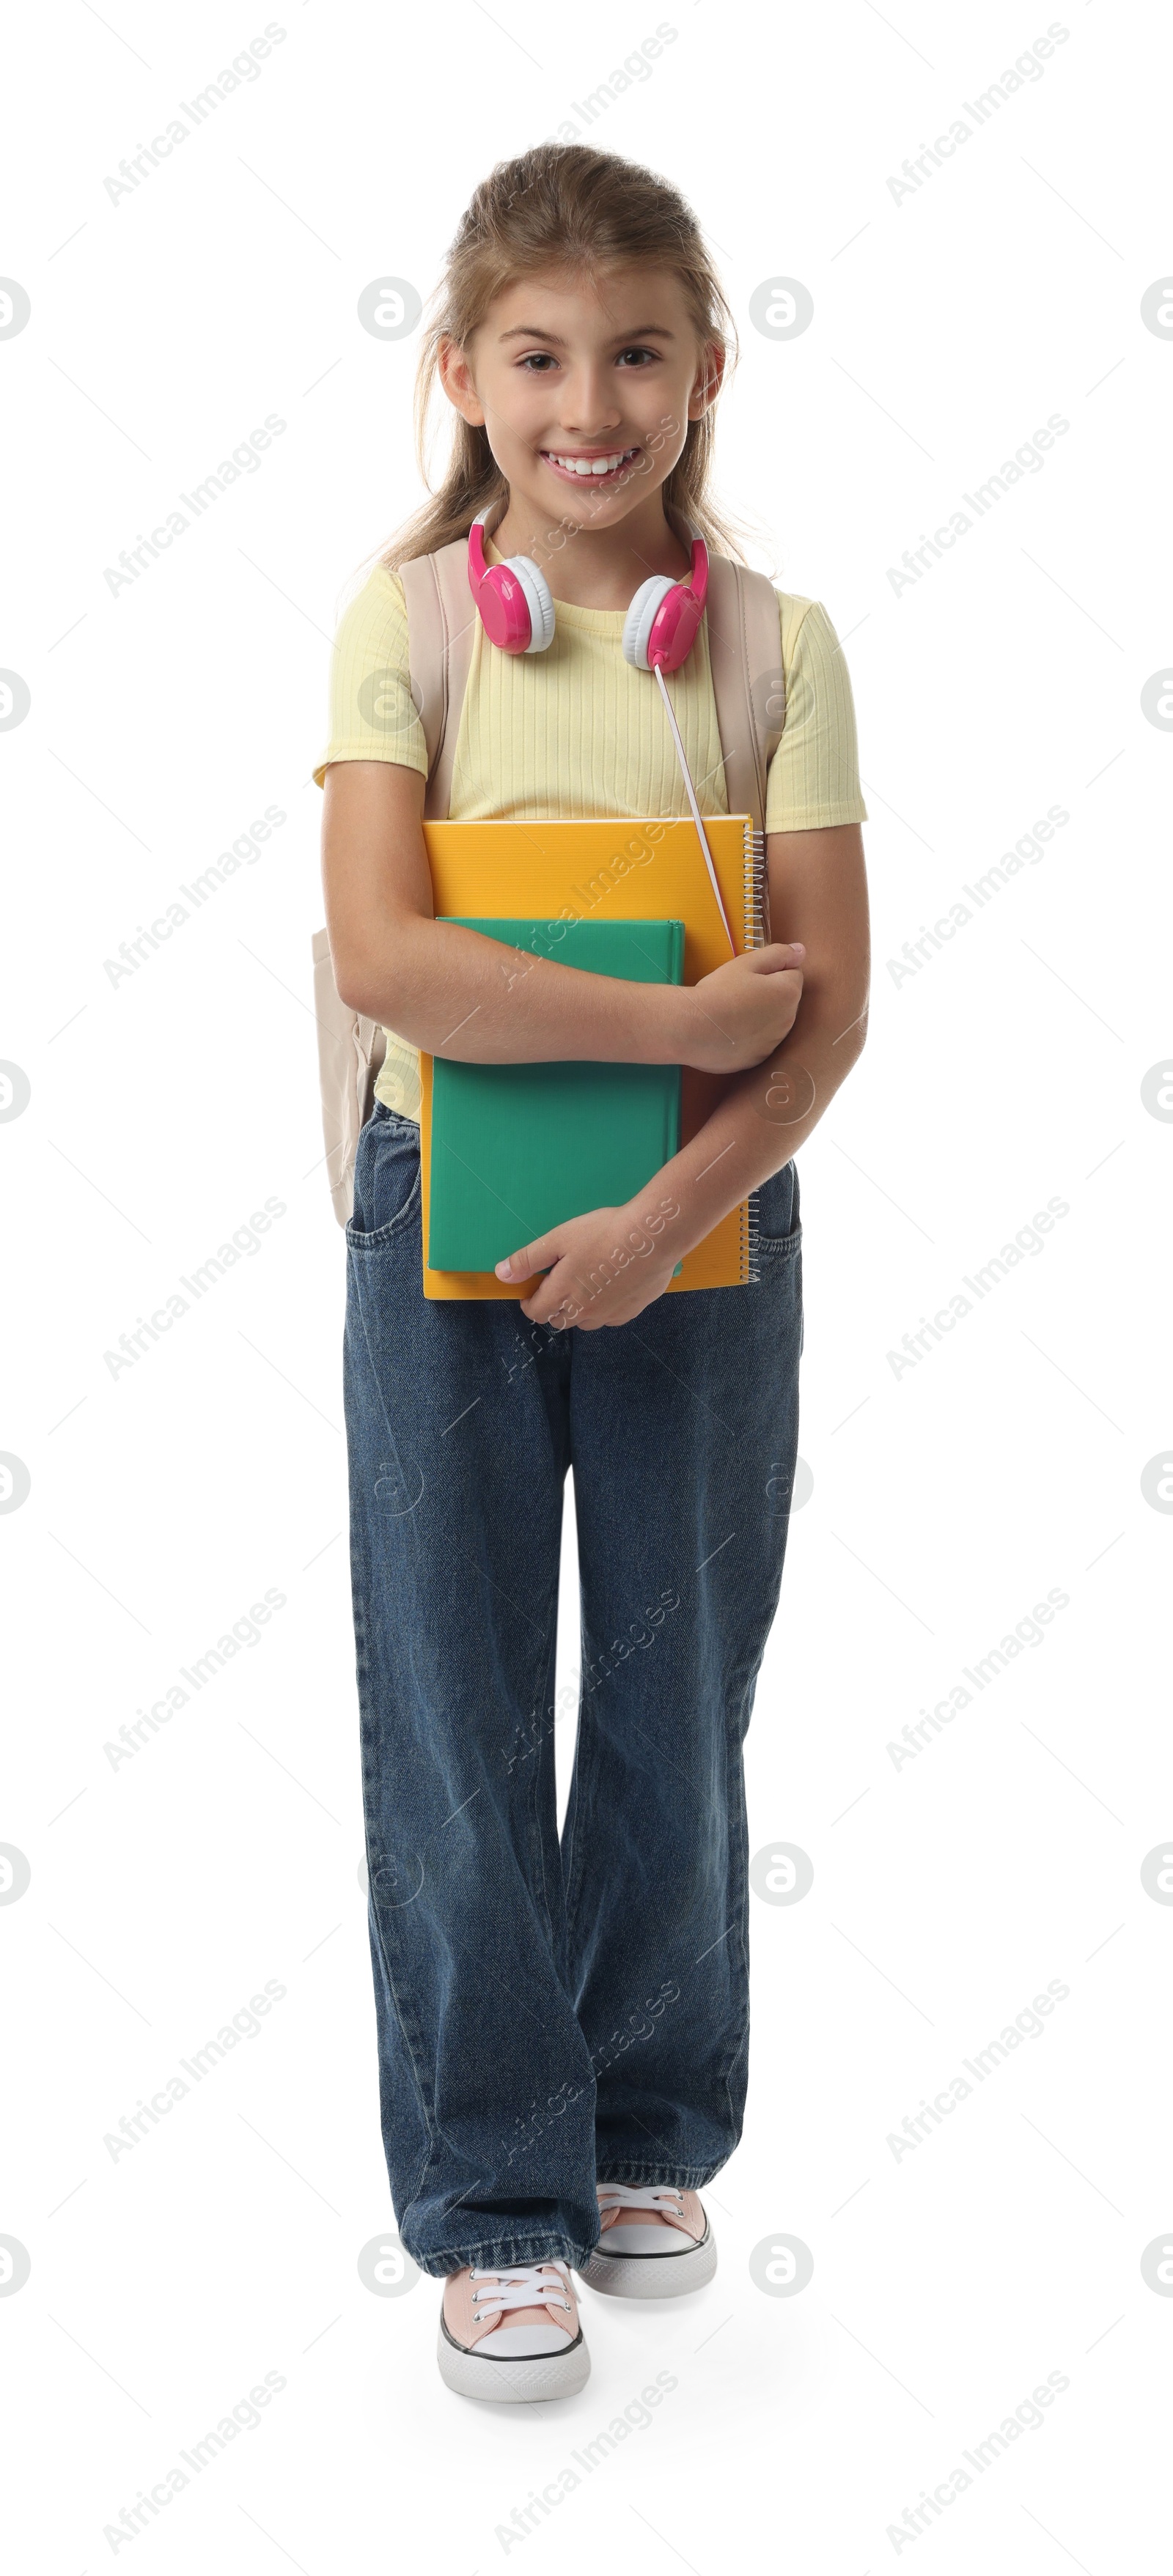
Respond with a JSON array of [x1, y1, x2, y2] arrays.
[[578, 2224, 718, 2300], [436, 2319, 591, 2403]]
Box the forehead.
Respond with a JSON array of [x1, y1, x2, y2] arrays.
[[485, 265, 692, 340]]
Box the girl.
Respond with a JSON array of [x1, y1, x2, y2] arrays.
[[316, 143, 869, 2404]]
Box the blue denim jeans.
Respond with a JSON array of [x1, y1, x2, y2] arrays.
[[344, 1103, 803, 2277]]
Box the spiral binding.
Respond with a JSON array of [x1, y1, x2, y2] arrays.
[[748, 827, 768, 948], [741, 1189, 762, 1285], [741, 819, 767, 1282]]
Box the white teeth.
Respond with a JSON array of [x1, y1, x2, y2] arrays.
[[546, 449, 636, 476]]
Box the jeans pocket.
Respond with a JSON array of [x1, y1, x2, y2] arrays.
[[347, 1112, 421, 1247], [757, 1158, 802, 1261]]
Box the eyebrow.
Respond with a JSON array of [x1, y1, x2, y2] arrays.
[[496, 324, 676, 346]]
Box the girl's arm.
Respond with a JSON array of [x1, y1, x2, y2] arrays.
[[497, 824, 869, 1326], [321, 759, 804, 1077]]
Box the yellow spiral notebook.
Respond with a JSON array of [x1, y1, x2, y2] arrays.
[[419, 813, 766, 1301]]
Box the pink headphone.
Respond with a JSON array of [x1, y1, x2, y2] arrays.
[[467, 505, 708, 673]]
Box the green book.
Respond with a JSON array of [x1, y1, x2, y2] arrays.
[[428, 918, 685, 1272]]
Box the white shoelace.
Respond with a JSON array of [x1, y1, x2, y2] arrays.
[[468, 2261, 573, 2324], [597, 2185, 685, 2220]]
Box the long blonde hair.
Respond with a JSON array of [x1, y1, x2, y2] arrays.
[[376, 142, 749, 575]]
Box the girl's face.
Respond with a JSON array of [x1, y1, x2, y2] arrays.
[[441, 265, 721, 534]]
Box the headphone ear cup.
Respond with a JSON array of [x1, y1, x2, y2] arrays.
[[622, 575, 675, 671], [504, 554, 556, 653]]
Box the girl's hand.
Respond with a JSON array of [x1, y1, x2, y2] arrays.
[[496, 1197, 683, 1330], [681, 942, 804, 1072]]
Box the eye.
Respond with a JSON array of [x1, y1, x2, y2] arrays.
[[616, 347, 659, 368], [518, 350, 559, 372]]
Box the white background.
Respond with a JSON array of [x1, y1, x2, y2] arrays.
[[3, 1, 1172, 2568]]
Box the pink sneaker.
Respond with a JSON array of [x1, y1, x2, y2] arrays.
[[578, 2184, 717, 2299], [437, 2260, 590, 2402]]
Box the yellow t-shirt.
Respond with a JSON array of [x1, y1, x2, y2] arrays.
[[315, 556, 867, 1119]]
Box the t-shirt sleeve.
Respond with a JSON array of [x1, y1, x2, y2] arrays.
[[764, 595, 867, 833], [312, 563, 429, 789]]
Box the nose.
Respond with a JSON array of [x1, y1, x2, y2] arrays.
[[558, 362, 623, 436]]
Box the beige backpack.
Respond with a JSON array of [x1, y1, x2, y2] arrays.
[[312, 541, 786, 1227]]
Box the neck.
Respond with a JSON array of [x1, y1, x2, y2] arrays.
[[485, 488, 692, 609]]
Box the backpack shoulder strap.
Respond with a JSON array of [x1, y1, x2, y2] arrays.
[[397, 539, 477, 819], [705, 557, 787, 836]]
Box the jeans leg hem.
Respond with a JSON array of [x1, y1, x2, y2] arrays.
[[408, 2232, 599, 2281], [595, 2163, 727, 2190]]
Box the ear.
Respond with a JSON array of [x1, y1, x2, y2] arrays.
[[688, 339, 726, 420], [438, 334, 486, 427]]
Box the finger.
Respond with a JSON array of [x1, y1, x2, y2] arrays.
[[495, 1232, 562, 1283], [519, 1256, 586, 1328]]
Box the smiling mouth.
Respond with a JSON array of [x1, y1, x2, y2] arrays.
[[540, 445, 641, 484]]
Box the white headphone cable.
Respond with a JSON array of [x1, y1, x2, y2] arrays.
[[652, 662, 736, 956]]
